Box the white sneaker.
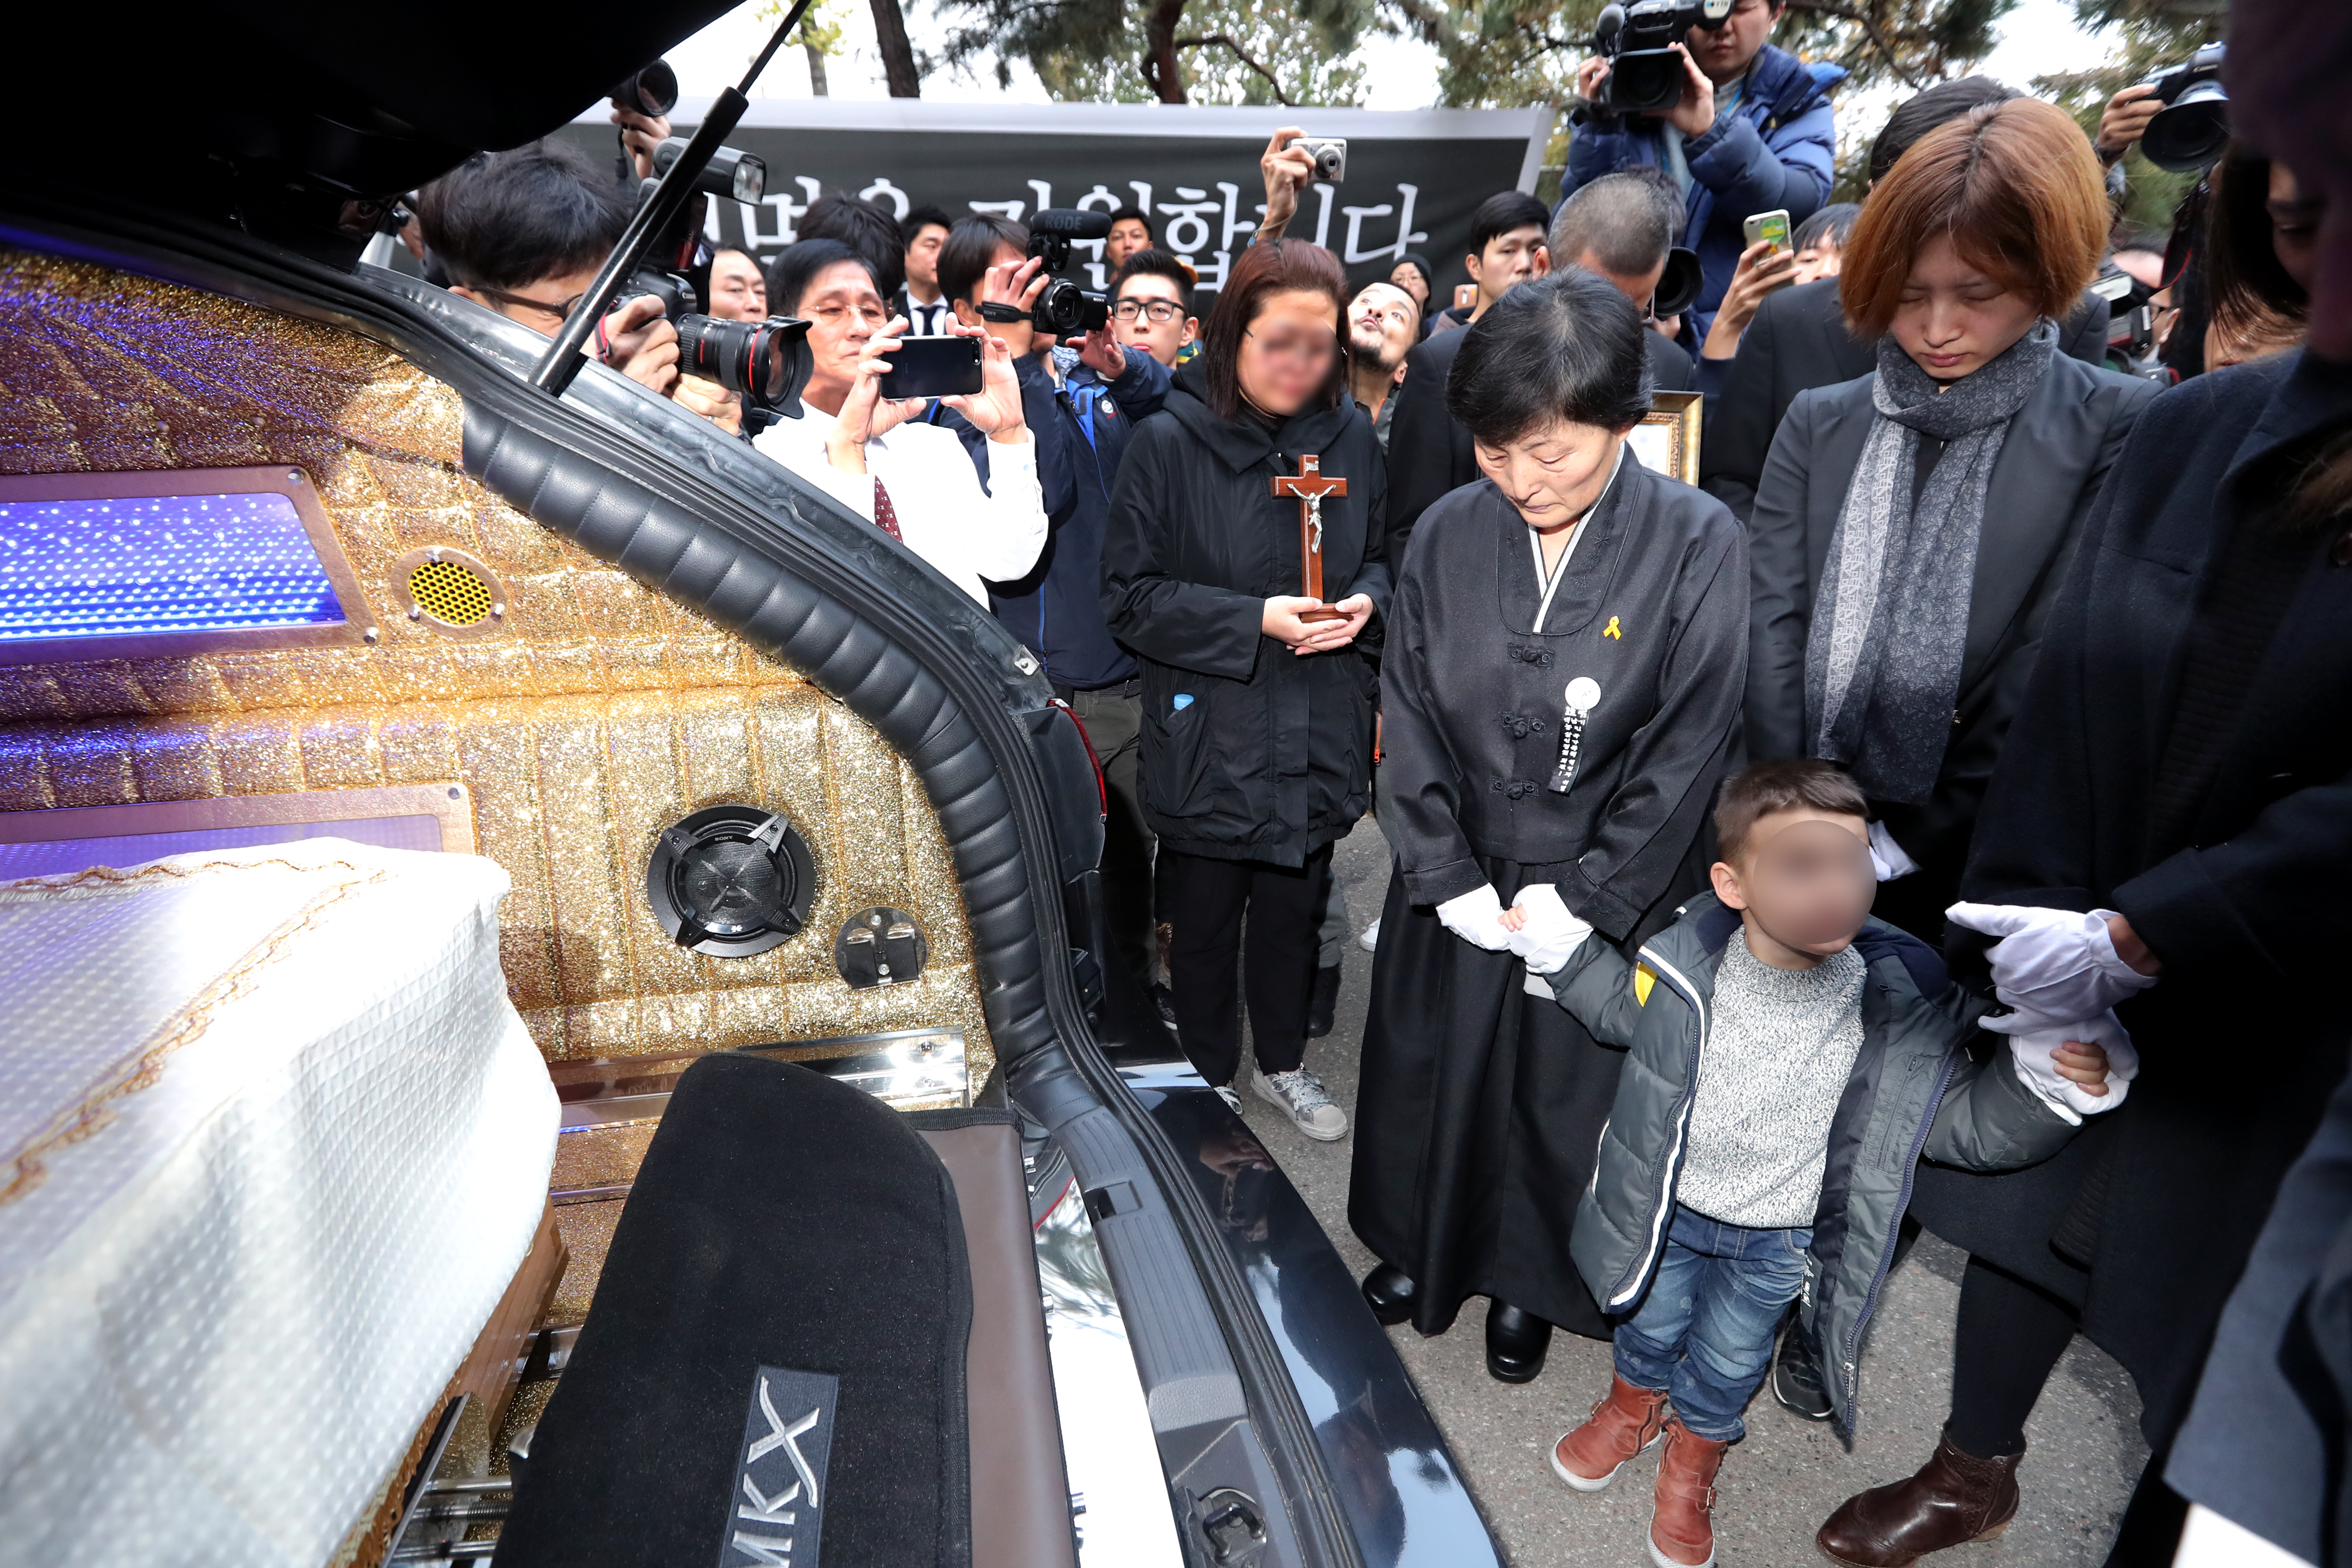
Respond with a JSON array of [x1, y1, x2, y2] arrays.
[[1213, 1084, 1242, 1113], [1254, 1068, 1349, 1141], [1358, 917, 1381, 953]]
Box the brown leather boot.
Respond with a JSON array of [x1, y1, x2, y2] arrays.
[[1548, 1372, 1669, 1492], [1815, 1430, 2023, 1567], [1649, 1417, 1728, 1567]]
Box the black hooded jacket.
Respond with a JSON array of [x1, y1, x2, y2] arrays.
[[1100, 363, 1391, 865]]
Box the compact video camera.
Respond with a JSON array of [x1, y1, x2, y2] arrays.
[[2137, 42, 2228, 173], [1025, 209, 1115, 336], [1589, 0, 1734, 118]]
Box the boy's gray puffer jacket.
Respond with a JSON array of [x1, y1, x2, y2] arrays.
[[1545, 892, 2082, 1435]]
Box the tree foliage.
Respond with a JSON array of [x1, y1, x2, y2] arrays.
[[2033, 0, 2222, 238], [942, 0, 1370, 103]]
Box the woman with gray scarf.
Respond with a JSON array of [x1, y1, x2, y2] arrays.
[[1748, 97, 2159, 1558], [1746, 98, 2157, 951]]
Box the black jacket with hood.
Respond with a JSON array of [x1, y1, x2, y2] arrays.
[[1100, 362, 1390, 865]]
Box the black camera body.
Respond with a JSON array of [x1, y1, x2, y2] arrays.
[[1589, 0, 1734, 117], [2138, 42, 2228, 173], [1027, 208, 1114, 336], [615, 270, 814, 417]]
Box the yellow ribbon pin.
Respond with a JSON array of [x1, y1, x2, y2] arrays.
[[1603, 615, 1623, 639]]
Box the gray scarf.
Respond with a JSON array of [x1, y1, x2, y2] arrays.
[[1805, 320, 2057, 804]]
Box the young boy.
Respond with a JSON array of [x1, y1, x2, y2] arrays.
[[1495, 759, 2129, 1568]]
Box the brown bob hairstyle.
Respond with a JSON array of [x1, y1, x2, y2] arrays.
[[1198, 238, 1350, 421], [1838, 97, 2107, 339]]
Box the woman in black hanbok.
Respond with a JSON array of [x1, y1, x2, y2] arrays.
[[1350, 271, 1747, 1377]]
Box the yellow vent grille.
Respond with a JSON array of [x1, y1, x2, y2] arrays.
[[409, 558, 493, 626]]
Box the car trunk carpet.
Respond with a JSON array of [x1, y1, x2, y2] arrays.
[[494, 1055, 972, 1568]]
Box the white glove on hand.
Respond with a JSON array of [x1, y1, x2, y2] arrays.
[[1945, 902, 2158, 1024], [1506, 884, 1593, 973], [1435, 883, 1512, 951], [1998, 1009, 2140, 1125], [1869, 821, 1919, 882]]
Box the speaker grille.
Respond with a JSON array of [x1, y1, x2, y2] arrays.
[[409, 558, 492, 626]]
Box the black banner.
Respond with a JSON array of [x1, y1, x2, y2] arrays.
[[555, 99, 1551, 299]]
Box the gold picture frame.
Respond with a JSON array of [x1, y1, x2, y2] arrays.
[[1629, 389, 1703, 486]]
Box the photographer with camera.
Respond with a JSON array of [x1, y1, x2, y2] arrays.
[[412, 141, 692, 404], [1564, 0, 1841, 352], [750, 239, 1046, 607]]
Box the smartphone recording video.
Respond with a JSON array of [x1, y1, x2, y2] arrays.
[[879, 336, 984, 401]]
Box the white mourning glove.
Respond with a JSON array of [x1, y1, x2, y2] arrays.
[[1869, 821, 1919, 882], [1435, 883, 1512, 951], [1996, 1009, 2140, 1125], [1507, 884, 1593, 973], [1945, 902, 2159, 1025]]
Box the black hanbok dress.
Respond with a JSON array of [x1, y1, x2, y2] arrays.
[[1349, 451, 1747, 1338]]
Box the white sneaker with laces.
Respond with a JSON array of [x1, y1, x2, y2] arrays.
[[1213, 1084, 1243, 1113], [1254, 1068, 1349, 1141]]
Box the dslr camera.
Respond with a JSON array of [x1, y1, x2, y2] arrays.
[[2136, 42, 2228, 173], [1589, 0, 1734, 118], [1025, 209, 1114, 336], [614, 270, 815, 418]]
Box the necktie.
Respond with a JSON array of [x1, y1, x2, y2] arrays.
[[871, 476, 904, 541]]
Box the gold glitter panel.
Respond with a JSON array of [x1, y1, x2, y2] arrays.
[[0, 248, 994, 1084]]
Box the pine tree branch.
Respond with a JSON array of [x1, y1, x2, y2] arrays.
[[1777, 0, 1925, 88], [1175, 31, 1298, 103]]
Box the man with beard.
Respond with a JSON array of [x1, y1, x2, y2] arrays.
[[1346, 280, 1420, 451]]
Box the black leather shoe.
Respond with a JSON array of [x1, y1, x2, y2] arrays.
[[1485, 1299, 1552, 1383], [1305, 963, 1341, 1038], [1361, 1264, 1417, 1326], [1772, 1318, 1835, 1421]]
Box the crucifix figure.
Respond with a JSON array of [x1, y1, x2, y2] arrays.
[[1272, 454, 1350, 623]]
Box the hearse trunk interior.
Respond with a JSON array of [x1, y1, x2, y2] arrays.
[[0, 9, 1500, 1568]]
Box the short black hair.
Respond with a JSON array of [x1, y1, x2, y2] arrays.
[[1111, 249, 1197, 316], [412, 140, 629, 294], [901, 203, 953, 246], [1792, 202, 1861, 253], [1548, 172, 1675, 279], [1714, 759, 1869, 865], [766, 238, 880, 318], [1869, 75, 2020, 186], [800, 193, 906, 298], [1469, 191, 1553, 255], [1110, 206, 1153, 233], [1444, 270, 1651, 445], [938, 214, 1029, 309]]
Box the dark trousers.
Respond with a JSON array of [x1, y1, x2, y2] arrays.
[[1161, 845, 1330, 1087], [1060, 680, 1154, 990]]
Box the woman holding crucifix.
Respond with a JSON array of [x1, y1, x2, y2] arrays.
[[1350, 270, 1747, 1378], [1101, 239, 1389, 1140]]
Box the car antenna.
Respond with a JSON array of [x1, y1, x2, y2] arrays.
[[531, 0, 812, 397]]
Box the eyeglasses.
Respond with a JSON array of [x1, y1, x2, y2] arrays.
[[804, 301, 888, 328], [1111, 299, 1186, 324], [471, 284, 588, 323], [1243, 325, 1339, 368]]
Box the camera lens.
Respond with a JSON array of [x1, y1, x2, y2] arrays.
[[1313, 145, 1344, 181], [2141, 82, 2229, 173], [676, 315, 814, 412]]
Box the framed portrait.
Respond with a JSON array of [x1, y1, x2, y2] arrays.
[[1627, 390, 1702, 486]]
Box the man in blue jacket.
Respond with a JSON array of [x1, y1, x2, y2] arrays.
[[1562, 0, 1842, 349]]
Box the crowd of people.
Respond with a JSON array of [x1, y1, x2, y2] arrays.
[[393, 5, 2352, 1561]]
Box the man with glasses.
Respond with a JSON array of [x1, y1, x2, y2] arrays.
[[1563, 0, 1842, 351], [411, 140, 733, 428], [1107, 251, 1200, 370]]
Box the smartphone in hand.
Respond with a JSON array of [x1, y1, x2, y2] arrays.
[[1743, 209, 1792, 254], [1453, 282, 1479, 311], [879, 336, 984, 400]]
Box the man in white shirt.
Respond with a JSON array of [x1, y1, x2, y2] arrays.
[[754, 239, 1046, 605]]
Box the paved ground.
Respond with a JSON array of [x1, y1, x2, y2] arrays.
[[1225, 821, 2151, 1567]]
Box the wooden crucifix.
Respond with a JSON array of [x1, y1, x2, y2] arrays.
[[1272, 453, 1349, 623]]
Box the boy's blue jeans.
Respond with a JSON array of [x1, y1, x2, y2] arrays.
[[1612, 1204, 1812, 1442]]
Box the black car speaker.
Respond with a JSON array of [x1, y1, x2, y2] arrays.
[[645, 804, 816, 957]]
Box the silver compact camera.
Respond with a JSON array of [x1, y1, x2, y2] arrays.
[[1292, 136, 1347, 183]]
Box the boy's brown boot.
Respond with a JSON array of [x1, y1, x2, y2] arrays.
[[1814, 1431, 2023, 1567], [1548, 1372, 1669, 1492], [1648, 1417, 1728, 1568]]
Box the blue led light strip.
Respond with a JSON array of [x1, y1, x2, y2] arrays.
[[0, 492, 346, 643]]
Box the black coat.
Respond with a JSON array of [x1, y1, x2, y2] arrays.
[[1100, 365, 1391, 866], [1747, 350, 2158, 937], [1380, 458, 1746, 940], [1702, 279, 2112, 524], [1385, 318, 1694, 565], [1915, 349, 2352, 1445]]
